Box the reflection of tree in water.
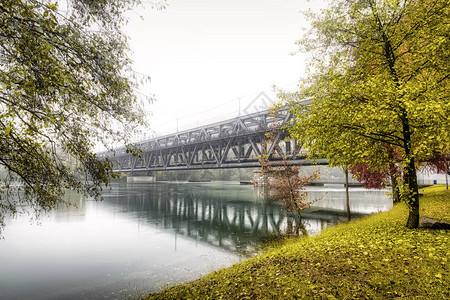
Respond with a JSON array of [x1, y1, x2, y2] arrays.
[[107, 183, 346, 255]]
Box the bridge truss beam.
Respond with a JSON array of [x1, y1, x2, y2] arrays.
[[102, 109, 309, 173]]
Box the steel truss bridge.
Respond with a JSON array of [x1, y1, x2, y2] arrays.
[[102, 106, 322, 173]]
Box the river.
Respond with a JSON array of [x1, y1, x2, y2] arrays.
[[0, 181, 392, 299]]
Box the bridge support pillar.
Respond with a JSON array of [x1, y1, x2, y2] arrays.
[[127, 175, 156, 183]]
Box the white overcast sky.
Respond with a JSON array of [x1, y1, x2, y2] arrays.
[[124, 0, 327, 137]]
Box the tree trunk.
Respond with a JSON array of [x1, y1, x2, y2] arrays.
[[445, 156, 448, 190], [389, 167, 400, 203], [400, 110, 419, 228], [405, 156, 420, 229], [286, 218, 294, 235], [344, 168, 351, 221], [296, 223, 308, 236]]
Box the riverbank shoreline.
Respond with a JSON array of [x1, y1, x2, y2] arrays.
[[144, 185, 449, 299]]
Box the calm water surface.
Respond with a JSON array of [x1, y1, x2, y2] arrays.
[[0, 181, 392, 299]]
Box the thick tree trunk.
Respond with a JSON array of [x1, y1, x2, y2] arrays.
[[404, 157, 420, 228], [400, 112, 419, 228], [344, 168, 351, 221]]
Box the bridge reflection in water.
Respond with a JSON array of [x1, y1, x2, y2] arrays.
[[104, 182, 349, 255]]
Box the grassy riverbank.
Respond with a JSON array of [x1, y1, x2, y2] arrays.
[[145, 186, 449, 299]]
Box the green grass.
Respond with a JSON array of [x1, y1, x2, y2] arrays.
[[144, 186, 449, 299]]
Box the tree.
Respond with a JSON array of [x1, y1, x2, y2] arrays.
[[350, 164, 389, 189], [253, 111, 319, 235], [422, 151, 450, 190], [267, 162, 319, 235], [285, 0, 450, 228], [349, 144, 402, 203], [0, 0, 164, 235]]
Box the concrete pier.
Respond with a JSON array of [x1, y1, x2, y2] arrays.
[[127, 176, 156, 183]]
